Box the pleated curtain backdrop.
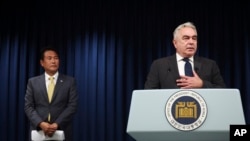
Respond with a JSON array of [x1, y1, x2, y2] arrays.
[[0, 1, 250, 141]]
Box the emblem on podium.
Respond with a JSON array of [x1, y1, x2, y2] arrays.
[[165, 90, 207, 131]]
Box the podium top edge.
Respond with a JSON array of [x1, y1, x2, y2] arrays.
[[132, 88, 240, 93]]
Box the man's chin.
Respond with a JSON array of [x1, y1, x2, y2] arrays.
[[50, 67, 58, 71], [48, 69, 58, 74], [185, 52, 195, 56]]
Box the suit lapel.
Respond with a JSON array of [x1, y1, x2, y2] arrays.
[[51, 74, 64, 102], [194, 56, 202, 75], [38, 74, 48, 101], [168, 55, 181, 78]]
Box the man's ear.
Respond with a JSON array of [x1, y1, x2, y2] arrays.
[[40, 60, 44, 67], [172, 40, 177, 49]]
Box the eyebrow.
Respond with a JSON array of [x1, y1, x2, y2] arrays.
[[182, 35, 197, 38]]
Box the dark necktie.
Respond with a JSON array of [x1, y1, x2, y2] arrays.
[[183, 58, 193, 77]]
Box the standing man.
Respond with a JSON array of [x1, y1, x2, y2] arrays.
[[24, 47, 78, 141], [144, 21, 226, 89]]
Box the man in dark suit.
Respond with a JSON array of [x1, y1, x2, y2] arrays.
[[145, 22, 226, 89], [24, 47, 78, 141]]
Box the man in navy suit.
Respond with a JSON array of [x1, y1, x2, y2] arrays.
[[145, 22, 226, 89], [24, 47, 78, 141]]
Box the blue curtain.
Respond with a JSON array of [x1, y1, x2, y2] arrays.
[[0, 1, 250, 141]]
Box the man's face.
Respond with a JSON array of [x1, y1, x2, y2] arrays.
[[40, 50, 59, 75], [173, 27, 197, 58]]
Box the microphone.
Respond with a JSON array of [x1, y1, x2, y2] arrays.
[[195, 67, 200, 75], [168, 68, 171, 72], [195, 67, 199, 72]]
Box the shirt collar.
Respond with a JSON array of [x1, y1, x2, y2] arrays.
[[176, 53, 194, 62], [45, 71, 59, 81]]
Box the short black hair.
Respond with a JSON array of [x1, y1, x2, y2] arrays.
[[40, 46, 59, 60]]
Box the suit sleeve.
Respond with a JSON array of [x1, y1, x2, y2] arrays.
[[144, 60, 161, 89], [24, 79, 44, 129]]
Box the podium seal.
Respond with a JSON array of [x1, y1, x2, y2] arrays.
[[165, 90, 207, 131]]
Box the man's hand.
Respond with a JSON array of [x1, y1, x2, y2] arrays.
[[39, 122, 51, 136], [39, 122, 59, 137], [47, 123, 58, 137], [176, 70, 203, 88]]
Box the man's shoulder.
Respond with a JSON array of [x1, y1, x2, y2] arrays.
[[58, 73, 75, 80], [194, 56, 216, 63], [153, 55, 175, 62], [28, 74, 44, 80]]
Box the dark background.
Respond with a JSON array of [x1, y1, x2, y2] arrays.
[[1, 0, 250, 141]]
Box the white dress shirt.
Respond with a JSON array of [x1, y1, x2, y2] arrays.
[[176, 53, 194, 76]]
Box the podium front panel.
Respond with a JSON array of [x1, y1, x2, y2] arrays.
[[126, 89, 245, 141]]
